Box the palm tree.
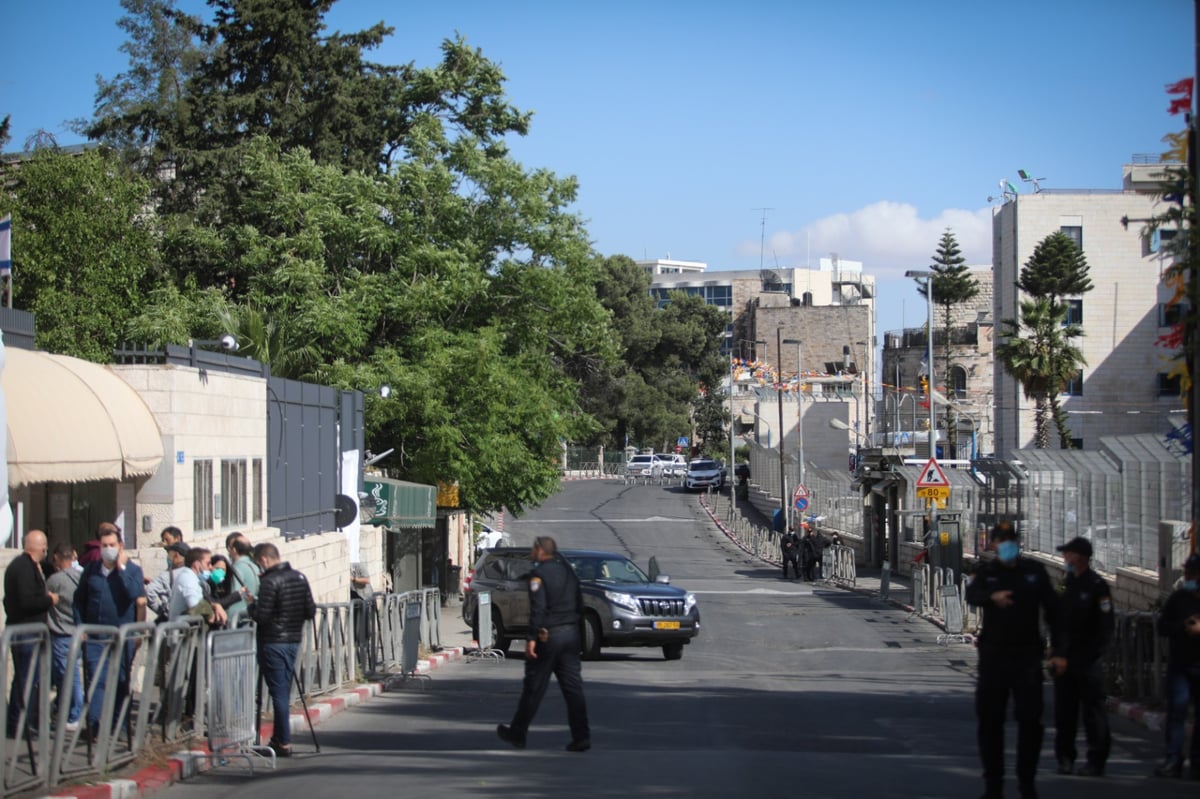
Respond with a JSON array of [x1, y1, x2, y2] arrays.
[[995, 298, 1085, 448]]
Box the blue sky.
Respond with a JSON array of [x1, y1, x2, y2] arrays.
[[0, 0, 1194, 342]]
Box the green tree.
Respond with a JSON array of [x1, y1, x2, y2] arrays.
[[915, 229, 978, 455], [0, 147, 160, 361], [995, 298, 1084, 449], [1008, 230, 1093, 448]]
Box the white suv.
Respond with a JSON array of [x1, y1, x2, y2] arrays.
[[625, 453, 662, 477], [657, 453, 687, 477]]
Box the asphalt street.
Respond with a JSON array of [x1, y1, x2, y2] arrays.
[[161, 479, 1190, 799]]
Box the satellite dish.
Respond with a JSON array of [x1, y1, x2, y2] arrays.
[[334, 494, 359, 528]]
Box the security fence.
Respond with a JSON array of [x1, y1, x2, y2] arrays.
[[0, 589, 442, 797], [741, 431, 1189, 573]]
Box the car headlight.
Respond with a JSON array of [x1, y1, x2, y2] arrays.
[[684, 593, 697, 614], [604, 590, 639, 613]]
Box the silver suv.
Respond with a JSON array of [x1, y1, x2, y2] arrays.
[[462, 548, 700, 660]]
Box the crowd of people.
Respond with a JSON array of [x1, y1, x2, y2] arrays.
[[2, 523, 315, 758]]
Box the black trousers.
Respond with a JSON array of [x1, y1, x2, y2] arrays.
[[976, 651, 1044, 793], [510, 626, 589, 743], [782, 553, 799, 578], [1054, 659, 1110, 767]]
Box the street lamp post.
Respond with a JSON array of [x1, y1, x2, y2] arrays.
[[775, 328, 787, 528], [782, 338, 804, 489], [905, 270, 937, 459]]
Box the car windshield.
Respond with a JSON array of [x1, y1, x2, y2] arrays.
[[689, 460, 717, 471], [567, 556, 650, 584]]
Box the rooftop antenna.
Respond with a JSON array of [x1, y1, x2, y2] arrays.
[[1017, 169, 1045, 193], [752, 207, 773, 270]]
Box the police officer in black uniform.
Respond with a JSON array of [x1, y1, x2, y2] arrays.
[[497, 536, 591, 751], [1048, 536, 1113, 777], [780, 525, 801, 580], [966, 522, 1058, 799]]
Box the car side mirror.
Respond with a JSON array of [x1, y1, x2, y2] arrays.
[[655, 574, 671, 584]]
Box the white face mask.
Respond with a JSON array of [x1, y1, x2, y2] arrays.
[[70, 559, 81, 573], [100, 545, 120, 563]]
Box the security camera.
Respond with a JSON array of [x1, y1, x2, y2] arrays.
[[219, 334, 239, 352]]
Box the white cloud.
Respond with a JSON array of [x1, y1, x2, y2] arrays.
[[737, 201, 995, 279]]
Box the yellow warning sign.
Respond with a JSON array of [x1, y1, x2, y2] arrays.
[[916, 486, 950, 501]]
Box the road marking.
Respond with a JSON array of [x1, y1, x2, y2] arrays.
[[690, 588, 815, 595], [518, 517, 695, 523]]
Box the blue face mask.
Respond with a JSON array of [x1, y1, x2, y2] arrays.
[[1184, 579, 1199, 592], [997, 540, 1020, 563]]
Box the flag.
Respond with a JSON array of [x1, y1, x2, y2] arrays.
[[0, 215, 10, 277], [1169, 96, 1192, 116], [1166, 77, 1195, 97]]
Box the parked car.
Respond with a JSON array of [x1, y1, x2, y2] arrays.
[[685, 458, 725, 491], [657, 453, 688, 477], [625, 453, 662, 478], [462, 547, 700, 660]]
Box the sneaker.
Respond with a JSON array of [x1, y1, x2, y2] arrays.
[[496, 724, 526, 749], [268, 739, 292, 758], [565, 738, 591, 752], [64, 721, 80, 733], [1154, 758, 1183, 778]]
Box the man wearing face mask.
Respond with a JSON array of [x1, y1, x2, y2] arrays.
[[966, 521, 1058, 799], [168, 548, 227, 627], [1153, 553, 1200, 778], [73, 523, 144, 739], [1047, 537, 1113, 777]]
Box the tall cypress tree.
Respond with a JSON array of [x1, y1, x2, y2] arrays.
[[916, 229, 978, 456]]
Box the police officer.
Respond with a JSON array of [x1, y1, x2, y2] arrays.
[[1153, 553, 1200, 778], [1047, 536, 1113, 777], [966, 522, 1058, 799], [497, 536, 591, 751], [780, 525, 801, 580]]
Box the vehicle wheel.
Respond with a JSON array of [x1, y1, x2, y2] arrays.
[[581, 612, 602, 660], [491, 608, 511, 653], [662, 642, 684, 660]]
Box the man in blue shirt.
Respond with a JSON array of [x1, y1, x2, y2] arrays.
[[73, 523, 144, 738]]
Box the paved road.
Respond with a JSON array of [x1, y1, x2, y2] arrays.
[[165, 480, 1187, 799]]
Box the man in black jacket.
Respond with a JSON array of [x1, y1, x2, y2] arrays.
[[780, 526, 801, 580], [965, 522, 1057, 799], [249, 543, 315, 757], [4, 529, 57, 736], [1048, 536, 1113, 777], [497, 536, 590, 751], [1154, 553, 1200, 778]]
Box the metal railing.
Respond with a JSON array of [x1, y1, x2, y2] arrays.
[[0, 589, 444, 797]]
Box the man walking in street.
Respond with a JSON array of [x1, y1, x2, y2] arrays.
[[497, 536, 590, 751], [780, 525, 801, 580], [1048, 536, 1113, 777], [1154, 553, 1200, 778], [966, 521, 1058, 799], [249, 542, 315, 758], [4, 529, 57, 737], [74, 525, 143, 739]]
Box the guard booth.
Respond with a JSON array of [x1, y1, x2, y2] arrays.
[[931, 511, 964, 586], [364, 477, 437, 593]]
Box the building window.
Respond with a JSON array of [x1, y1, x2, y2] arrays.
[[1062, 369, 1083, 396], [1160, 302, 1189, 327], [1068, 438, 1083, 450], [221, 459, 247, 527], [1064, 299, 1083, 326], [949, 365, 968, 399], [252, 458, 263, 523], [193, 460, 213, 532], [1060, 225, 1083, 251], [1159, 373, 1183, 396], [801, 291, 813, 307], [1150, 227, 1179, 253]]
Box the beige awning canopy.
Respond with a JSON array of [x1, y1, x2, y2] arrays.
[[2, 348, 163, 487]]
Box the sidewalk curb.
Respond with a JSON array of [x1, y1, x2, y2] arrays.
[[37, 645, 466, 799], [699, 496, 1168, 737]]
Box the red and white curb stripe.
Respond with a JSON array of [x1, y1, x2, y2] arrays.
[[38, 646, 466, 798]]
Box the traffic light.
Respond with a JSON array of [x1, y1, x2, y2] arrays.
[[919, 375, 928, 394]]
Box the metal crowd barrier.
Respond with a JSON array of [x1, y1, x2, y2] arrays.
[[0, 624, 50, 797], [1105, 610, 1164, 704], [299, 603, 354, 699], [345, 589, 444, 682], [202, 626, 273, 770]]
